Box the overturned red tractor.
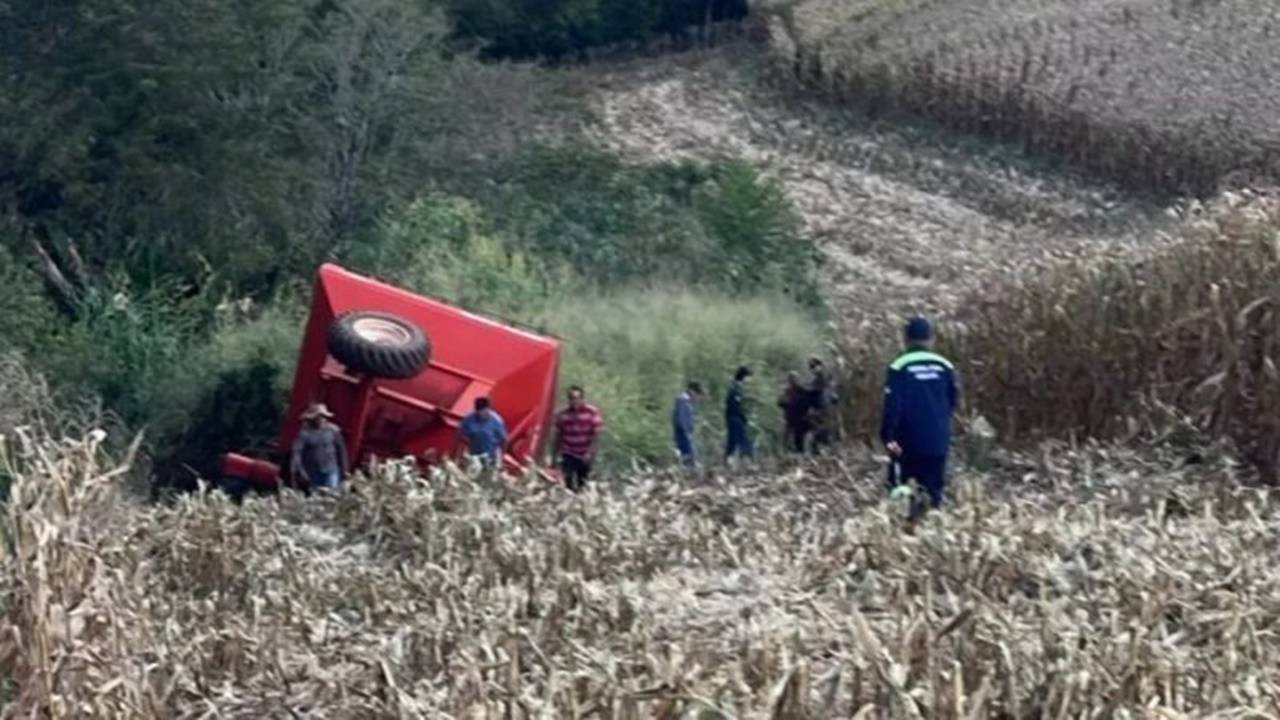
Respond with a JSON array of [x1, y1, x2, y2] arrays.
[[221, 263, 561, 491]]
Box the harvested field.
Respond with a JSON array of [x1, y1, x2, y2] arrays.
[[4, 426, 1280, 717], [579, 50, 1170, 323], [761, 0, 1280, 194]]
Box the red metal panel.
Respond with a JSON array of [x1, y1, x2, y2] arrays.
[[274, 263, 561, 477]]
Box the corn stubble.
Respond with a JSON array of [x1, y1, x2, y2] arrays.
[[3, 417, 1280, 717], [761, 0, 1280, 195]]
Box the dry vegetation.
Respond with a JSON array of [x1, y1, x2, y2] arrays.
[[5, 412, 1280, 717], [759, 0, 1280, 195], [834, 190, 1280, 479], [581, 50, 1168, 323]]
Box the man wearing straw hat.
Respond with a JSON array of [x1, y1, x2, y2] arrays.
[[881, 316, 958, 515], [292, 402, 349, 492]]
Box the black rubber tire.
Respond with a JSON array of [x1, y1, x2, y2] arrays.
[[327, 311, 431, 380]]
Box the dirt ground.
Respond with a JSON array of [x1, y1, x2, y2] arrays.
[[578, 48, 1175, 323]]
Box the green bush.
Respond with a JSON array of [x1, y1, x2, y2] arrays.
[[477, 147, 823, 304], [143, 299, 305, 448], [26, 274, 304, 489], [0, 247, 61, 353], [539, 289, 826, 469], [694, 160, 822, 306], [151, 357, 285, 493], [41, 282, 210, 429], [131, 296, 302, 491], [354, 194, 570, 319], [482, 146, 714, 285]]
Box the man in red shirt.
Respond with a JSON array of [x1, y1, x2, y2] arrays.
[[552, 385, 604, 492]]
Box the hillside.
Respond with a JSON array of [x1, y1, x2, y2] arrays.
[[760, 0, 1280, 195], [6, 1, 1280, 716], [577, 49, 1172, 322]]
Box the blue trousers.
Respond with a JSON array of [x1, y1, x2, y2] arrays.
[[312, 469, 341, 491], [724, 418, 753, 459], [887, 454, 948, 509], [674, 428, 697, 466]]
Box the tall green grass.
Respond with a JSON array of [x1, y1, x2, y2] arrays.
[[542, 289, 825, 468]]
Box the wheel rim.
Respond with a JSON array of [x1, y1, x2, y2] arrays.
[[351, 317, 413, 347]]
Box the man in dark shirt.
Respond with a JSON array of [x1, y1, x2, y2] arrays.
[[806, 357, 836, 453], [881, 316, 959, 514], [778, 371, 810, 453], [291, 403, 348, 491], [724, 365, 754, 461]]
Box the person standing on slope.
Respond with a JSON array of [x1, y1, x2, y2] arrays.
[[881, 316, 958, 514], [724, 366, 754, 461], [672, 381, 704, 467], [777, 371, 811, 453], [459, 396, 507, 469], [291, 403, 348, 492], [553, 385, 604, 492], [806, 356, 836, 453]]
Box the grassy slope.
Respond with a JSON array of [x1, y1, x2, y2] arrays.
[[574, 48, 1172, 326]]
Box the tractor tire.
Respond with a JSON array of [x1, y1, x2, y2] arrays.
[[327, 311, 431, 380]]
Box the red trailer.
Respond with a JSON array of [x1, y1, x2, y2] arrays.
[[221, 263, 561, 491]]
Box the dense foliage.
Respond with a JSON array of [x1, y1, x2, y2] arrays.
[[0, 0, 538, 294], [448, 0, 748, 60], [0, 1, 824, 480]]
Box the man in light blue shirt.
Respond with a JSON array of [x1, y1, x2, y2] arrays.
[[459, 397, 507, 466]]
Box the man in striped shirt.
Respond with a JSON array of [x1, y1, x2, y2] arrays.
[[553, 385, 605, 492]]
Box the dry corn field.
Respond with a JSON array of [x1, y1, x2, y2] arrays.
[[832, 190, 1280, 481], [4, 422, 1280, 718], [758, 0, 1280, 195]]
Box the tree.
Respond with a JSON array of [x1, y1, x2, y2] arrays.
[[0, 0, 314, 293], [294, 0, 452, 249]]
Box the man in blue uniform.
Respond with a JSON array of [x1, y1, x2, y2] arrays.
[[881, 316, 958, 514]]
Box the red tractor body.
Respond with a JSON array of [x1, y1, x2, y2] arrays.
[[222, 263, 561, 490]]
